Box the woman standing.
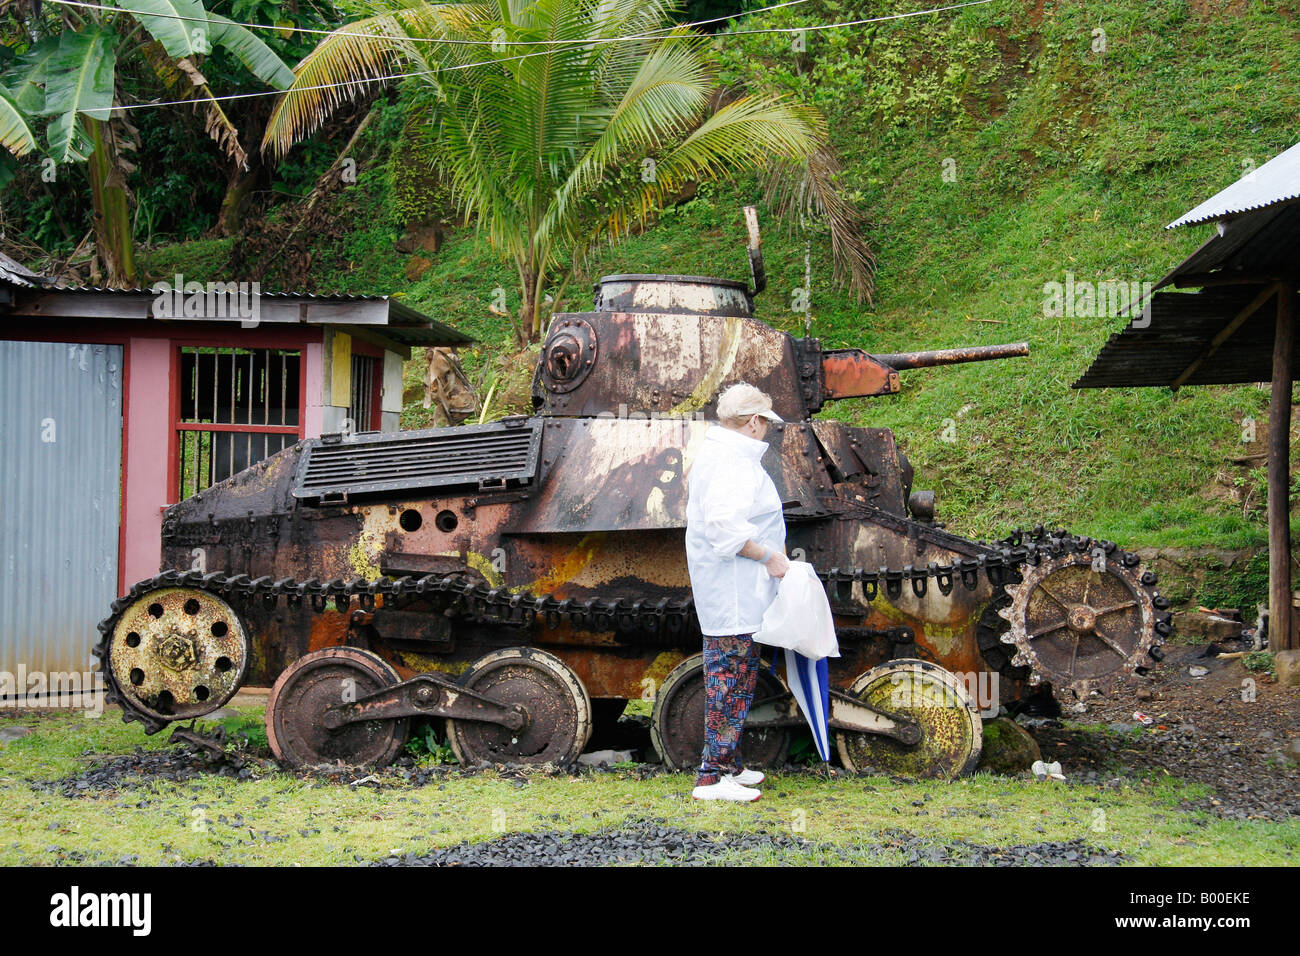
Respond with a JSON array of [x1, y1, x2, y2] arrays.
[[684, 383, 789, 802]]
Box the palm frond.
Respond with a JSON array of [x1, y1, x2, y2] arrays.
[[765, 146, 877, 304], [263, 4, 470, 158], [598, 93, 823, 240], [139, 38, 247, 169]]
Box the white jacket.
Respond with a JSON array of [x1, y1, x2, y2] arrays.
[[685, 425, 786, 636]]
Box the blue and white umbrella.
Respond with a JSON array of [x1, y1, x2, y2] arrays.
[[784, 648, 832, 761]]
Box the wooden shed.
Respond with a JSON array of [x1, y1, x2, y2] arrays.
[[1075, 142, 1300, 650]]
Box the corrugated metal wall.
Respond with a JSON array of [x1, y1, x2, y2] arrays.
[[0, 341, 122, 678]]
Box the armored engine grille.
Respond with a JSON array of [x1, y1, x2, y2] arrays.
[[292, 419, 542, 501]]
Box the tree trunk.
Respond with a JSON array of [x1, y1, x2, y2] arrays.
[[83, 116, 136, 288], [518, 264, 539, 346], [1270, 282, 1295, 650], [218, 157, 259, 237]]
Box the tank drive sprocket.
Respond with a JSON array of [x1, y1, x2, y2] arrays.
[[997, 549, 1168, 698], [103, 587, 249, 731]]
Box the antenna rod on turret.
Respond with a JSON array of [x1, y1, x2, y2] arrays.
[[743, 205, 766, 297]]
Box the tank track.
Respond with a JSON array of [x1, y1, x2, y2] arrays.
[[93, 524, 1171, 732]]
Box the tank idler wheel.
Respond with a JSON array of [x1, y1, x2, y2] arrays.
[[835, 658, 982, 780], [108, 587, 250, 725], [266, 647, 409, 768], [650, 652, 790, 772], [445, 647, 592, 767]]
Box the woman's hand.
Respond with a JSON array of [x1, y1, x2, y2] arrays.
[[739, 540, 788, 577], [763, 550, 789, 579]]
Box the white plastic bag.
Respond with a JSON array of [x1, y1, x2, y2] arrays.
[[752, 561, 840, 659]]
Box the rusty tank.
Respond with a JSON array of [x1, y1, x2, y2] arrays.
[[94, 210, 1171, 779]]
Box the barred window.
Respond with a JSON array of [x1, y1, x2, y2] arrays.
[[176, 347, 302, 500]]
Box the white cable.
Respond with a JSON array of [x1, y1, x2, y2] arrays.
[[71, 0, 996, 112], [47, 0, 817, 46]]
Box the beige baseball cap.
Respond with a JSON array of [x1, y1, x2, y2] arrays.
[[716, 383, 783, 423]]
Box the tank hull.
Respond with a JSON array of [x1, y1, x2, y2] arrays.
[[156, 414, 1012, 715]]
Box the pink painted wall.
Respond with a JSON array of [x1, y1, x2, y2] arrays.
[[120, 337, 171, 588], [118, 331, 330, 590]]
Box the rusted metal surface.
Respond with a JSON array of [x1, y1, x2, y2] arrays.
[[835, 659, 981, 779], [593, 275, 754, 317], [445, 647, 592, 766], [820, 349, 900, 399], [108, 588, 248, 723], [266, 646, 409, 767], [998, 552, 1157, 695], [98, 227, 1164, 776], [321, 672, 525, 731], [535, 309, 805, 420]]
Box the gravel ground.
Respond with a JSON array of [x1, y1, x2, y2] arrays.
[[370, 820, 1124, 866], [25, 750, 1126, 866]]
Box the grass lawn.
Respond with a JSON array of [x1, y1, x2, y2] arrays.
[[0, 709, 1294, 866]]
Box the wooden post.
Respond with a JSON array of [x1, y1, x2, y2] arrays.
[[1268, 282, 1295, 651]]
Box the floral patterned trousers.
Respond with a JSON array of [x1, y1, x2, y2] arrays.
[[696, 634, 761, 786]]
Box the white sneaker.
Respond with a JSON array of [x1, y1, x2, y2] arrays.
[[692, 778, 761, 802], [725, 768, 765, 786]]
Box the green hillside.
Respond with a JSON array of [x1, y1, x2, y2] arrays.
[[142, 0, 1300, 558]]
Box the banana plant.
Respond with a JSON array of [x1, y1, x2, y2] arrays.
[[1, 0, 295, 285]]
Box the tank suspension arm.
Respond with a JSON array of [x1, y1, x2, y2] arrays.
[[320, 674, 527, 731], [820, 342, 1029, 400]]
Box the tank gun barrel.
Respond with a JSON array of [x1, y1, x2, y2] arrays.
[[871, 342, 1029, 370], [819, 341, 1029, 403]]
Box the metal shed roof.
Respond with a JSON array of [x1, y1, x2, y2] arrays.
[[1166, 140, 1300, 229], [0, 283, 473, 350], [1074, 284, 1299, 388], [1157, 202, 1300, 290], [1075, 139, 1300, 391], [0, 251, 45, 289]]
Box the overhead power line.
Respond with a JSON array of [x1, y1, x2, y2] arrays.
[[42, 0, 995, 113], [47, 0, 817, 45]]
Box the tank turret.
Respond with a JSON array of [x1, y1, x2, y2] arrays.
[[534, 212, 1029, 420]]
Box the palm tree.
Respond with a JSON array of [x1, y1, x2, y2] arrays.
[[264, 0, 830, 343]]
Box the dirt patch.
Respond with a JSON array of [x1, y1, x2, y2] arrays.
[[1026, 639, 1299, 820]]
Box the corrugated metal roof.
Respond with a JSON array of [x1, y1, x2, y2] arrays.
[[1, 283, 474, 346], [1073, 286, 1297, 389], [1166, 140, 1300, 229], [0, 252, 44, 288], [1157, 203, 1300, 288]]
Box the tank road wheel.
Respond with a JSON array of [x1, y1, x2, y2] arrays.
[[650, 653, 790, 772], [835, 659, 982, 780], [445, 647, 593, 767], [107, 588, 249, 726], [998, 551, 1159, 697], [266, 647, 409, 768]]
